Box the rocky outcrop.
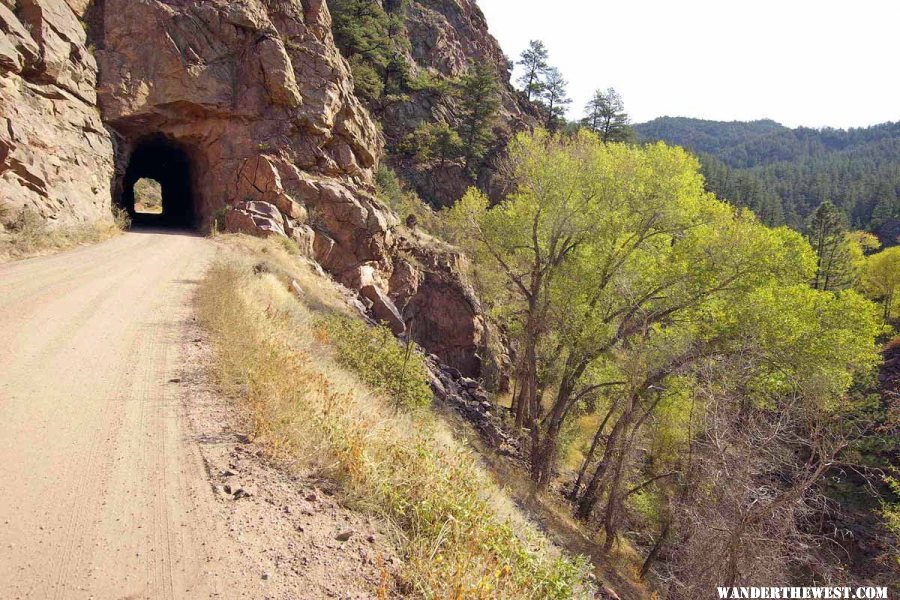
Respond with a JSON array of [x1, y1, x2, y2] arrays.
[[380, 0, 540, 206], [0, 0, 114, 226], [401, 0, 535, 134], [89, 0, 490, 375], [426, 354, 522, 457], [0, 0, 494, 377], [90, 0, 381, 230]]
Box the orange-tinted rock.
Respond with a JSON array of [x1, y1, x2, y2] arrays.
[[0, 0, 113, 227]]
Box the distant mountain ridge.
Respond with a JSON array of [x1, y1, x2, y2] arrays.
[[634, 117, 900, 238], [635, 117, 789, 156]]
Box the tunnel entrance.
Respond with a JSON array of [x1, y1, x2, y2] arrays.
[[121, 137, 196, 228]]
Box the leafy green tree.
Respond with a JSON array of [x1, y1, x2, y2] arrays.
[[862, 245, 900, 320], [582, 88, 633, 143], [454, 62, 500, 175], [516, 40, 549, 102], [447, 130, 881, 557], [403, 122, 465, 170], [542, 67, 570, 131]]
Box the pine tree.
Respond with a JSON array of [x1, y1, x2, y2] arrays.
[[807, 201, 852, 290], [330, 0, 391, 66], [582, 88, 632, 143], [456, 62, 500, 175], [330, 0, 412, 102], [516, 40, 549, 102], [542, 67, 570, 132]]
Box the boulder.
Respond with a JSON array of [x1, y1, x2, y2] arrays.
[[359, 284, 405, 335]]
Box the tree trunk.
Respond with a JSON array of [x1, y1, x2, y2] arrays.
[[602, 447, 628, 552], [514, 313, 541, 429], [569, 403, 616, 500], [639, 519, 670, 580], [576, 408, 630, 519]]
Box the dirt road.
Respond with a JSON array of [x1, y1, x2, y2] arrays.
[[0, 230, 399, 600], [0, 231, 239, 599]]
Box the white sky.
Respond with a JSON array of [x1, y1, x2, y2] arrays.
[[476, 0, 900, 129]]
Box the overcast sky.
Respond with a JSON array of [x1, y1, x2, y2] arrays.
[[476, 0, 900, 129]]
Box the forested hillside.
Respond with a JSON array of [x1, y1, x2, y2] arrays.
[[635, 118, 900, 239]]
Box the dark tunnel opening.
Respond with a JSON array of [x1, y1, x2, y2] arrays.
[[120, 136, 196, 229]]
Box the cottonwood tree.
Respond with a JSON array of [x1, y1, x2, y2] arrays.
[[447, 131, 609, 431], [449, 132, 810, 483], [582, 88, 633, 143], [660, 292, 880, 592], [516, 40, 549, 102], [565, 218, 837, 522], [577, 281, 879, 568], [448, 132, 881, 567], [862, 245, 900, 320], [572, 252, 878, 552]]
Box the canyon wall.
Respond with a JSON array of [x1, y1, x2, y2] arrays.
[[382, 0, 541, 206], [0, 0, 114, 225], [0, 0, 493, 376]]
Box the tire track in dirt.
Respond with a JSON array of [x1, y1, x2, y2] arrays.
[[0, 230, 400, 599], [0, 231, 243, 599]]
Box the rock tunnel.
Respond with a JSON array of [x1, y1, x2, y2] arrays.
[[119, 136, 196, 228]]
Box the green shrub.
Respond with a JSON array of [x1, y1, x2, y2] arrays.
[[349, 56, 384, 102], [375, 164, 448, 235], [320, 314, 433, 411]]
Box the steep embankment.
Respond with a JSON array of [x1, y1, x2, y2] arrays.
[[193, 234, 595, 598]]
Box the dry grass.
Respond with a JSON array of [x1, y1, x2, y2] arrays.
[[0, 207, 129, 263], [196, 235, 594, 599]]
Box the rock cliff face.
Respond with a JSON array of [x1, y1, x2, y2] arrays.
[[0, 0, 114, 225], [382, 0, 540, 206], [0, 0, 491, 377], [90, 0, 381, 232]]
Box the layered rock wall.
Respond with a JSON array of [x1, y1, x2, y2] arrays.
[[0, 0, 114, 226]]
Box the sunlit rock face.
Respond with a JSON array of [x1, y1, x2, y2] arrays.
[[0, 0, 491, 377], [92, 0, 381, 231], [0, 0, 115, 226]]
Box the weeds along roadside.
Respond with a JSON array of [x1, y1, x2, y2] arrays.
[[195, 235, 594, 599], [0, 206, 130, 262]]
